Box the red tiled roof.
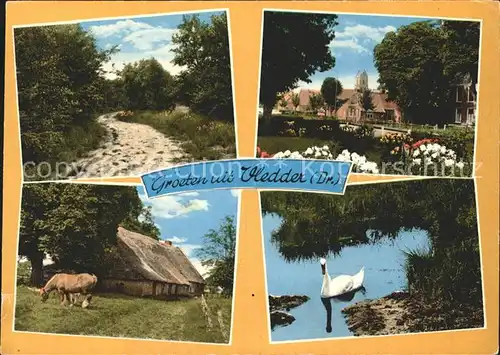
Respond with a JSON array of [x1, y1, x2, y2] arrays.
[[277, 87, 400, 113]]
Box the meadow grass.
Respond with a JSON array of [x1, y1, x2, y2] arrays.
[[118, 111, 236, 161], [15, 286, 232, 343], [402, 244, 484, 332]]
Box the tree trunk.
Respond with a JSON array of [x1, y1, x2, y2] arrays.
[[263, 104, 273, 119], [30, 253, 44, 287]]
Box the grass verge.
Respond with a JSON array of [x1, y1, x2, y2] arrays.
[[118, 110, 236, 161], [15, 286, 232, 343]]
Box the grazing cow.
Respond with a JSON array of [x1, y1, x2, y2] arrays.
[[40, 273, 97, 308]]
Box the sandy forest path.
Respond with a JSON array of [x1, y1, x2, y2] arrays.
[[69, 113, 188, 178]]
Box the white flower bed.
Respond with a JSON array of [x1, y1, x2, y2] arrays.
[[272, 146, 380, 174], [409, 143, 465, 170]]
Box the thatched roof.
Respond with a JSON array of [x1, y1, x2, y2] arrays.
[[105, 227, 205, 285]]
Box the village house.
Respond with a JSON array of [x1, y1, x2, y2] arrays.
[[277, 70, 477, 126], [43, 227, 206, 298], [276, 71, 402, 123], [335, 70, 401, 123], [453, 72, 477, 126]]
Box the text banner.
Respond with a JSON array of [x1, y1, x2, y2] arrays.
[[141, 159, 352, 198]]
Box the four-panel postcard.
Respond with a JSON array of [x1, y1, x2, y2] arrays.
[[2, 1, 499, 355]]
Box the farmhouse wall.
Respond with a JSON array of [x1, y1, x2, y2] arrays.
[[101, 279, 192, 297], [189, 282, 205, 296], [100, 279, 154, 297]]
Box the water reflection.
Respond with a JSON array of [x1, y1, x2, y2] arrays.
[[321, 286, 366, 333]]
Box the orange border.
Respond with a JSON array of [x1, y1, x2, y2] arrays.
[[3, 2, 499, 354]]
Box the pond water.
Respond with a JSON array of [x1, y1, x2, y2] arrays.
[[263, 213, 431, 342]]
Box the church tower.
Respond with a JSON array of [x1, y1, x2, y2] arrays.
[[355, 70, 369, 91]]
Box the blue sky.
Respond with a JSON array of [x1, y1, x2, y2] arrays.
[[79, 10, 226, 79], [137, 186, 240, 277], [292, 13, 439, 91]]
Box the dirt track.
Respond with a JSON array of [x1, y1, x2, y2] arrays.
[[69, 113, 187, 178]]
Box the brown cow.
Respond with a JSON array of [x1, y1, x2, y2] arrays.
[[39, 273, 97, 308]]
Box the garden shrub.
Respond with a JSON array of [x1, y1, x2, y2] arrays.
[[353, 124, 375, 139], [439, 129, 474, 162]]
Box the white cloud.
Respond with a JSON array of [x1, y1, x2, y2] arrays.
[[168, 236, 188, 244], [123, 28, 178, 51], [101, 46, 186, 80], [330, 38, 370, 54], [336, 24, 396, 43], [230, 189, 241, 198], [184, 199, 210, 213], [328, 24, 396, 55], [296, 72, 380, 91], [190, 258, 214, 278], [178, 192, 199, 197], [90, 19, 186, 78], [89, 19, 154, 38], [146, 195, 210, 219], [178, 243, 203, 257]]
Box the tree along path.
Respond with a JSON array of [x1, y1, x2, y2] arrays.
[[69, 113, 188, 178]]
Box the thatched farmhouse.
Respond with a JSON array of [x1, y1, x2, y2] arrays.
[[43, 227, 206, 298], [99, 227, 206, 298]]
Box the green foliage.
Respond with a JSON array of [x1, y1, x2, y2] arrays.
[[309, 93, 325, 112], [120, 58, 175, 111], [196, 216, 236, 296], [374, 21, 480, 125], [291, 93, 301, 111], [101, 78, 128, 111], [15, 286, 232, 343], [374, 22, 447, 124], [15, 24, 113, 169], [17, 262, 31, 286], [261, 179, 478, 260], [171, 13, 234, 122], [320, 77, 343, 110], [359, 89, 375, 112], [353, 124, 374, 139], [403, 246, 436, 296], [121, 206, 161, 240], [117, 110, 236, 160], [437, 127, 475, 161], [258, 136, 339, 156], [278, 95, 289, 109], [441, 21, 480, 85], [260, 12, 338, 113], [19, 184, 148, 284]]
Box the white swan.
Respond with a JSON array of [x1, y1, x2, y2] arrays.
[[320, 258, 364, 299]]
